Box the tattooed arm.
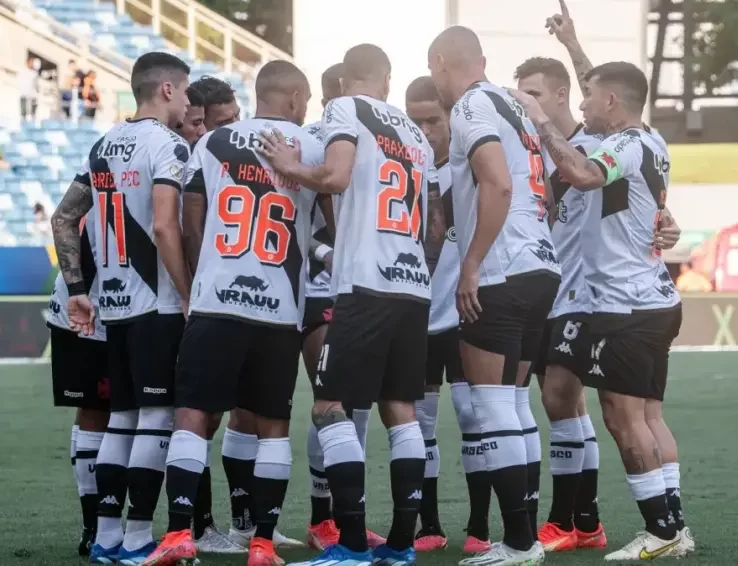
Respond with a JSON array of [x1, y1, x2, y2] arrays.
[[535, 121, 605, 190], [546, 0, 594, 96], [51, 178, 93, 294], [424, 181, 446, 277]]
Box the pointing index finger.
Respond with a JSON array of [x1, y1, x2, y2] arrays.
[[559, 0, 570, 17]]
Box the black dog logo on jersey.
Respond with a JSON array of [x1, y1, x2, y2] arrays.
[[230, 275, 269, 292], [378, 253, 430, 288], [100, 278, 131, 310], [215, 275, 279, 312], [531, 239, 560, 266]]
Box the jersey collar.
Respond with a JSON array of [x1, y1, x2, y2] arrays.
[[435, 156, 449, 169], [567, 122, 584, 141]]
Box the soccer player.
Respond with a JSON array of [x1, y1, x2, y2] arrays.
[[258, 44, 446, 566], [51, 51, 193, 564], [177, 86, 206, 146], [302, 63, 382, 551], [405, 76, 491, 555], [428, 26, 561, 565], [143, 60, 322, 566], [48, 213, 109, 557], [192, 75, 241, 131], [510, 60, 693, 560], [514, 56, 607, 552]]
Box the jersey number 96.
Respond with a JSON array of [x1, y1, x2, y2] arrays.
[[215, 184, 296, 266]]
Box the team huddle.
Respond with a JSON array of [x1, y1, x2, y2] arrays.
[[48, 3, 694, 565]]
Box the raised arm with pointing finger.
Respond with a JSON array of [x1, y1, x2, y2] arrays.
[[546, 0, 594, 97]]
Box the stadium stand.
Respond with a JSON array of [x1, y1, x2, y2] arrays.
[[0, 0, 287, 244]]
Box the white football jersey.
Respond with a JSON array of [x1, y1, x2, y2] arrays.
[[428, 160, 459, 334], [449, 81, 560, 287], [544, 124, 605, 318], [81, 118, 190, 322], [186, 118, 321, 326], [583, 127, 679, 313], [323, 95, 435, 302], [47, 214, 106, 341], [303, 121, 333, 299]]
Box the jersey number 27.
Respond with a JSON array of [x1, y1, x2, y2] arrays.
[[377, 159, 423, 241]]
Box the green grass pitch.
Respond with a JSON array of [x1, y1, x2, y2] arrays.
[[1, 352, 736, 564]]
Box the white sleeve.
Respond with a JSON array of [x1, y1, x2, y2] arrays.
[[302, 133, 325, 168], [588, 132, 643, 186], [74, 156, 91, 186], [151, 136, 191, 191], [450, 90, 501, 160], [321, 97, 358, 148]]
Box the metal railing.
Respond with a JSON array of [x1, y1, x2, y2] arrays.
[[112, 0, 292, 75]]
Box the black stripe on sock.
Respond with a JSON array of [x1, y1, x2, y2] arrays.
[[462, 432, 483, 442], [522, 427, 538, 435], [481, 430, 524, 439], [309, 466, 326, 479], [134, 429, 173, 437], [106, 427, 136, 435], [551, 441, 586, 449], [76, 450, 101, 459], [584, 436, 597, 442], [424, 438, 438, 448]]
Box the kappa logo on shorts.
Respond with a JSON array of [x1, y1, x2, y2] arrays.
[[143, 387, 167, 394], [554, 342, 573, 356], [378, 253, 430, 288], [215, 274, 280, 312]]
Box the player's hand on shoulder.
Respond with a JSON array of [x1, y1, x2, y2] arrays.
[[546, 0, 578, 46], [257, 128, 302, 175], [456, 261, 483, 324], [68, 294, 96, 336], [507, 89, 547, 124]]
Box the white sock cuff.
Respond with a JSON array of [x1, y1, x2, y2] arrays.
[[388, 421, 426, 460], [515, 386, 530, 405], [415, 393, 440, 440], [470, 385, 519, 430], [626, 469, 666, 501], [319, 420, 364, 467], [137, 407, 174, 431], [255, 437, 292, 480], [72, 424, 80, 438], [550, 417, 585, 442], [108, 410, 139, 431], [662, 462, 680, 488], [471, 384, 516, 405], [222, 428, 258, 460], [77, 429, 105, 450], [166, 430, 208, 471], [580, 414, 596, 440]]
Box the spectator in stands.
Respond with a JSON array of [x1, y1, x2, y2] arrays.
[[676, 260, 713, 292], [81, 70, 99, 119], [61, 59, 85, 118], [19, 56, 40, 121], [31, 202, 52, 245]]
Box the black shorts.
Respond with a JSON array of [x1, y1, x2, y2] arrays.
[[426, 328, 464, 386], [175, 315, 302, 420], [302, 297, 334, 338], [460, 271, 560, 384], [533, 314, 591, 380], [315, 292, 429, 406], [50, 326, 110, 411], [581, 305, 682, 401], [106, 312, 185, 412]]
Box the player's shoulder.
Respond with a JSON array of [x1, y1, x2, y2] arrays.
[[324, 96, 356, 123], [304, 121, 324, 142], [451, 81, 505, 124], [571, 124, 606, 152], [599, 128, 642, 154], [145, 119, 190, 160]]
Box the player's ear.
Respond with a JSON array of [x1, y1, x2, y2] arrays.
[[339, 77, 346, 95], [557, 85, 568, 105], [481, 55, 487, 72], [162, 81, 173, 102], [383, 73, 391, 99]]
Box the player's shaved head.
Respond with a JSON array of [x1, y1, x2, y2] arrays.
[[322, 63, 344, 102], [255, 60, 309, 101], [343, 44, 391, 84], [429, 26, 483, 67]]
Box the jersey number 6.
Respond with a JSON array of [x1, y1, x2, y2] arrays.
[[215, 184, 296, 266], [376, 159, 423, 241]]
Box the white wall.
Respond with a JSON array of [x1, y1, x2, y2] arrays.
[[294, 0, 648, 123], [452, 0, 648, 121], [293, 0, 447, 122]]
